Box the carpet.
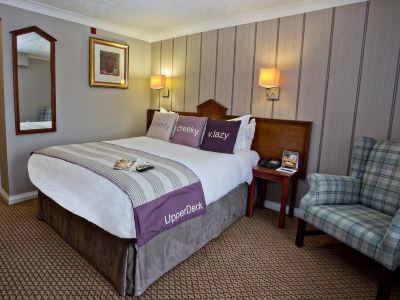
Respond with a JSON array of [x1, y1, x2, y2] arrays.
[[0, 199, 399, 299]]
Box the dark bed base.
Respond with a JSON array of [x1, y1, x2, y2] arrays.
[[37, 183, 248, 296]]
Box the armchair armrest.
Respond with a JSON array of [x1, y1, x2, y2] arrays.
[[300, 174, 362, 211], [379, 210, 400, 271]]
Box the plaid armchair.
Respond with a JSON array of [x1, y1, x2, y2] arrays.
[[296, 137, 400, 299]]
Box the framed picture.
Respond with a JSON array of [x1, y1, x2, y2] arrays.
[[89, 37, 128, 88]]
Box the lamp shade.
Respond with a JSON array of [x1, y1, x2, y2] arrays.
[[150, 74, 166, 89], [258, 68, 280, 88]]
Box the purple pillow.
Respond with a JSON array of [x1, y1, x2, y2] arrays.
[[171, 116, 208, 148], [200, 119, 241, 154]]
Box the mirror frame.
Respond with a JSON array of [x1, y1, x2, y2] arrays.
[[10, 26, 57, 135]]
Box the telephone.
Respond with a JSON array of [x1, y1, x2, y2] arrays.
[[258, 159, 281, 169]]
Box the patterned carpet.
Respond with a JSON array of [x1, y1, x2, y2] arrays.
[[0, 199, 399, 299]]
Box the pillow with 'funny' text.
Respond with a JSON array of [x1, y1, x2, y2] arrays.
[[146, 111, 178, 141], [171, 116, 208, 148]]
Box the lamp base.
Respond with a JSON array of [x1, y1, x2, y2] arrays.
[[266, 87, 280, 100]]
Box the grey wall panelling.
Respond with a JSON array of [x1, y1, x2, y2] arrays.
[[273, 14, 304, 120], [171, 36, 187, 111], [353, 0, 400, 143], [199, 30, 218, 103], [296, 8, 334, 201], [251, 19, 278, 118], [232, 23, 256, 115], [215, 27, 236, 112], [184, 33, 202, 112], [318, 2, 367, 175]]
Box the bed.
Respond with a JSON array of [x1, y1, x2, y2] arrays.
[[28, 100, 312, 296], [20, 121, 52, 130]]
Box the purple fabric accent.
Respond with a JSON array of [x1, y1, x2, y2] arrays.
[[171, 116, 208, 148], [134, 181, 206, 246], [200, 119, 241, 154]]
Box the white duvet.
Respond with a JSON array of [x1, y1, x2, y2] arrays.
[[28, 136, 259, 239]]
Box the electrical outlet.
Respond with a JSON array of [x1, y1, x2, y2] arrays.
[[162, 89, 170, 98]]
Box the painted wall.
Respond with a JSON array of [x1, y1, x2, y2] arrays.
[[150, 0, 400, 205], [0, 19, 9, 195], [0, 4, 151, 196]]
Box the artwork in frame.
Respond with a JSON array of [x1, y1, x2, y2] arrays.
[[89, 37, 129, 88]]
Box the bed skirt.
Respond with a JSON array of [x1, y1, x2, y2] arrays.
[[37, 183, 248, 296]]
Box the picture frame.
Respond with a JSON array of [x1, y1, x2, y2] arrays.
[[89, 37, 129, 88]]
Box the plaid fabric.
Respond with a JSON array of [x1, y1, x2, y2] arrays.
[[304, 204, 392, 264], [360, 141, 400, 216], [379, 209, 400, 270], [298, 174, 361, 217], [38, 106, 52, 122], [299, 137, 400, 270], [351, 137, 376, 179]]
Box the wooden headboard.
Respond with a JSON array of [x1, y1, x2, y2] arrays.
[[147, 99, 312, 178]]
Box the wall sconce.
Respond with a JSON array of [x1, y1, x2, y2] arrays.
[[258, 68, 280, 100], [150, 74, 169, 98]]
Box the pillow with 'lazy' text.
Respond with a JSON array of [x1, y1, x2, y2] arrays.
[[200, 119, 241, 154], [146, 111, 178, 141], [171, 116, 208, 148]]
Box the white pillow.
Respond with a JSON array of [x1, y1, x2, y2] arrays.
[[228, 115, 251, 153], [160, 107, 176, 114], [245, 118, 256, 151]]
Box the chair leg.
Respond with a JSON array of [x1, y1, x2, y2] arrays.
[[295, 219, 306, 248], [376, 267, 394, 300]]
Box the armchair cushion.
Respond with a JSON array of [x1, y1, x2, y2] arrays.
[[304, 204, 392, 263], [299, 174, 361, 214], [360, 140, 400, 216]]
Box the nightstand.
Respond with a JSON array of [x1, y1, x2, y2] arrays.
[[247, 165, 298, 229]]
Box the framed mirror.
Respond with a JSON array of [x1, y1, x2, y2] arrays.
[[10, 26, 57, 135]]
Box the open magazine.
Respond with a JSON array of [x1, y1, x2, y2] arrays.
[[114, 159, 154, 172], [276, 150, 299, 174], [113, 159, 136, 170]]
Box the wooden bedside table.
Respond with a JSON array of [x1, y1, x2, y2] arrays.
[[247, 165, 298, 229]]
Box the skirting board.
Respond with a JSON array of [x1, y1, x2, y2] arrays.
[[261, 199, 301, 218], [0, 188, 38, 205]]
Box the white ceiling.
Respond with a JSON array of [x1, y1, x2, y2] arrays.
[[1, 0, 366, 42], [17, 32, 50, 58]]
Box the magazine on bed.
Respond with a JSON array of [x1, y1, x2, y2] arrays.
[[113, 159, 136, 170]]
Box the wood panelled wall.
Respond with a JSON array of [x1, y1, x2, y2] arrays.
[[150, 0, 400, 205]]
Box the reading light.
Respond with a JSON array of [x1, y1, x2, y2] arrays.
[[150, 74, 166, 89], [258, 68, 280, 100], [150, 74, 169, 98]]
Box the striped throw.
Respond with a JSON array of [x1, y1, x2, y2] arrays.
[[35, 142, 206, 246]]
